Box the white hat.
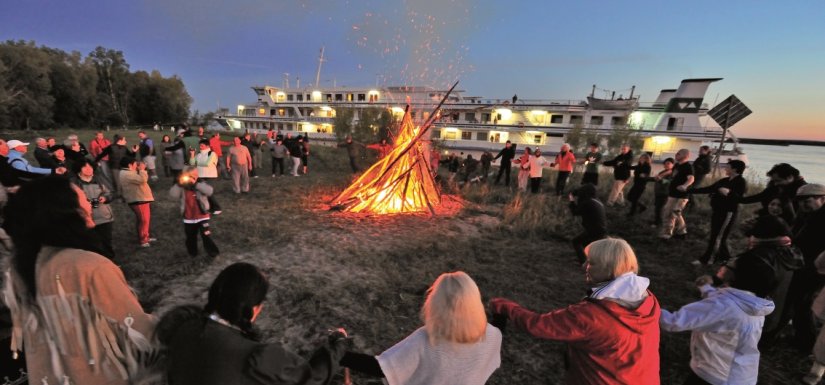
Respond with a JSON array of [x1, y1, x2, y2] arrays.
[[6, 140, 29, 148]]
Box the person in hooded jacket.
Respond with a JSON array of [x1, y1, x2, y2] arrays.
[[660, 256, 776, 385], [602, 145, 633, 206], [491, 238, 660, 385], [569, 183, 607, 265]]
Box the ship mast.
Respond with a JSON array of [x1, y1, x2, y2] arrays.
[[315, 46, 325, 87]]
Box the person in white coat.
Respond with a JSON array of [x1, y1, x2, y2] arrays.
[[528, 148, 550, 194], [660, 256, 776, 385]]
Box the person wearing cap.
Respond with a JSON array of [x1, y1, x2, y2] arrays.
[[733, 215, 803, 348], [688, 159, 748, 266], [661, 256, 776, 385], [780, 183, 825, 353], [6, 140, 61, 176], [741, 163, 807, 222], [0, 138, 54, 191]]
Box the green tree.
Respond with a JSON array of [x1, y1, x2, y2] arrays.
[[606, 126, 644, 155], [88, 46, 131, 127], [0, 40, 55, 130], [333, 108, 354, 140]]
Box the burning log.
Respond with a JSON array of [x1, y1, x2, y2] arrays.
[[330, 82, 458, 214]]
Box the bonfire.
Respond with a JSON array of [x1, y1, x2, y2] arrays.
[[330, 82, 458, 214]]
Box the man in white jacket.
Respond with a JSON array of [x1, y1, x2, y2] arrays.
[[528, 148, 549, 194], [660, 257, 775, 385]]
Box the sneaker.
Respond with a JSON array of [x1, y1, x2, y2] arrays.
[[140, 243, 151, 248], [148, 237, 158, 242], [690, 260, 702, 267], [253, 176, 259, 178], [212, 210, 222, 215]]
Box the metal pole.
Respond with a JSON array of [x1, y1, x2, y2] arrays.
[[712, 104, 732, 178]]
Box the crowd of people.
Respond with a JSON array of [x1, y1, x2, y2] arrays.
[[1, 128, 825, 385]]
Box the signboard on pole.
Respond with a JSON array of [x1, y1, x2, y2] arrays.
[[708, 95, 751, 129]]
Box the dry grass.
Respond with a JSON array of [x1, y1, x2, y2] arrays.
[[1, 129, 808, 384]]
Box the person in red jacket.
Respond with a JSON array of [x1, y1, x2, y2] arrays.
[[551, 143, 576, 196], [490, 237, 660, 385]]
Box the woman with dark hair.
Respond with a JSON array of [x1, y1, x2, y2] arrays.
[[2, 176, 154, 385], [157, 262, 348, 385], [73, 157, 116, 259]]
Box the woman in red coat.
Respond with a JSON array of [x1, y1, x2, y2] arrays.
[[490, 238, 660, 385]]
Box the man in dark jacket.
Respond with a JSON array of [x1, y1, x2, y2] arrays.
[[569, 183, 607, 264], [493, 140, 516, 186], [689, 159, 747, 265], [34, 138, 54, 168], [337, 135, 362, 173], [741, 163, 807, 222], [603, 145, 633, 206], [692, 145, 712, 187]]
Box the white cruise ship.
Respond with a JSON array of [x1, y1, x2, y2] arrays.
[[218, 77, 743, 161]]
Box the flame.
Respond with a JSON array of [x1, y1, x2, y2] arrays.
[[332, 108, 440, 214]]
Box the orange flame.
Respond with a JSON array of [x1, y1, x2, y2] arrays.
[[331, 109, 440, 214]]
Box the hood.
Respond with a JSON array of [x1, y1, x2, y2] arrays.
[[721, 288, 775, 317], [588, 282, 659, 334], [591, 272, 650, 308]]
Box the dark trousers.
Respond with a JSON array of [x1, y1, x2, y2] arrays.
[[682, 371, 712, 385], [555, 171, 571, 195], [653, 195, 667, 225], [271, 157, 285, 175], [572, 232, 606, 264], [700, 210, 737, 264], [94, 222, 115, 259], [349, 156, 359, 172], [185, 220, 220, 257], [767, 268, 820, 352], [530, 177, 542, 193], [495, 162, 512, 186], [628, 183, 648, 215], [200, 178, 221, 212], [582, 172, 598, 186]]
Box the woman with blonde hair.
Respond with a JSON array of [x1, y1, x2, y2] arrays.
[[341, 271, 502, 385], [491, 238, 661, 385]]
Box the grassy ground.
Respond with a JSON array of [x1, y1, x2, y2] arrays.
[[2, 129, 810, 384]]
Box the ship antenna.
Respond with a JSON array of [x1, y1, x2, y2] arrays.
[[315, 46, 326, 87], [283, 73, 290, 89]]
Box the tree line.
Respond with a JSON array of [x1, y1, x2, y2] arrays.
[[0, 40, 192, 131]]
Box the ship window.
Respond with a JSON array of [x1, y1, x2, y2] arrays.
[[590, 116, 604, 125], [570, 115, 583, 124], [297, 94, 303, 101], [432, 130, 441, 138], [490, 132, 501, 142], [287, 94, 293, 101], [325, 94, 332, 102], [347, 93, 353, 101], [533, 134, 543, 144], [461, 131, 472, 140], [335, 94, 343, 101], [465, 112, 475, 122], [481, 113, 491, 122], [278, 109, 285, 116], [270, 109, 276, 116], [358, 94, 366, 101], [444, 131, 457, 140], [476, 132, 487, 141], [551, 115, 563, 124], [611, 116, 625, 126]]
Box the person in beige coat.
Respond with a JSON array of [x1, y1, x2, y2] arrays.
[[2, 176, 155, 385], [119, 157, 155, 247]]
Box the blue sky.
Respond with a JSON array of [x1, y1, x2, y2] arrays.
[[2, 0, 823, 139]]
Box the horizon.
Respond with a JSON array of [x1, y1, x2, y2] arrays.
[[2, 0, 823, 140]]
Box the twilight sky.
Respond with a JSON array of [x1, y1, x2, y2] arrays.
[[2, 0, 823, 140]]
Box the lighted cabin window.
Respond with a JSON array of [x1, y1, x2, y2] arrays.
[[444, 131, 457, 140], [276, 94, 285, 102], [347, 93, 353, 101], [287, 94, 293, 101], [476, 132, 487, 141], [590, 116, 604, 125], [278, 109, 285, 116], [481, 113, 491, 122], [570, 115, 583, 125], [551, 115, 563, 124], [335, 94, 343, 101], [490, 133, 501, 142], [465, 112, 476, 122], [297, 94, 303, 101], [358, 94, 366, 101], [369, 94, 378, 102], [533, 134, 543, 144], [611, 116, 626, 126], [461, 131, 472, 140]]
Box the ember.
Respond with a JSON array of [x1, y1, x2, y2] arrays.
[[331, 82, 458, 214]]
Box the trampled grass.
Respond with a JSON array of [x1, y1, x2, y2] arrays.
[[0, 129, 806, 384]]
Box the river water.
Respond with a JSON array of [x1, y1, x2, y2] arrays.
[[739, 144, 824, 185]]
